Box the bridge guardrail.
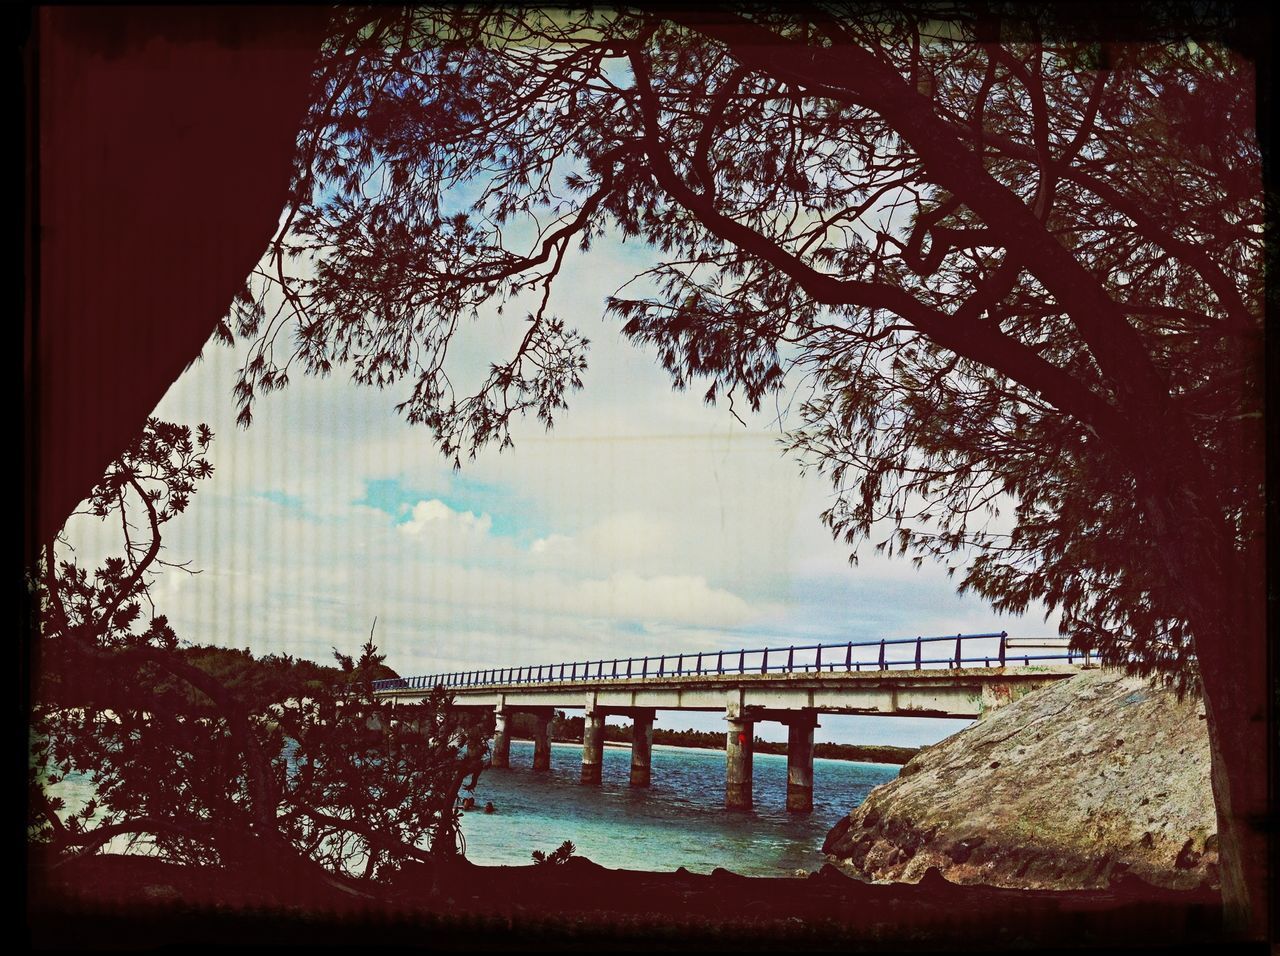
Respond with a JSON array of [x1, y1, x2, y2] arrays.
[[371, 631, 1095, 694]]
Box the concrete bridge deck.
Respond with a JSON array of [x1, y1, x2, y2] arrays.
[[373, 634, 1086, 811], [376, 666, 1079, 720]]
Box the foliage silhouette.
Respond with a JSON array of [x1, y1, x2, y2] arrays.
[[221, 7, 1265, 933], [531, 840, 577, 866], [30, 418, 490, 894]]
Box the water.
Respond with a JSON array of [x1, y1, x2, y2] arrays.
[[459, 741, 898, 876], [42, 740, 899, 877]]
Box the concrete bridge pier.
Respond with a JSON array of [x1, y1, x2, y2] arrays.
[[530, 708, 552, 772], [785, 710, 818, 813], [491, 707, 510, 768], [630, 709, 654, 787], [725, 714, 755, 810], [581, 709, 605, 784]]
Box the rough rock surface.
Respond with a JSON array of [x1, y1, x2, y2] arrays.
[[823, 668, 1217, 891]]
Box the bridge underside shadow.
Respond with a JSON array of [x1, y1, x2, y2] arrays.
[[387, 665, 1081, 812]]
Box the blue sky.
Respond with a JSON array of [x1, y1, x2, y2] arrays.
[[59, 224, 1056, 748]]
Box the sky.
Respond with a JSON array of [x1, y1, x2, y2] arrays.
[[61, 226, 1059, 749]]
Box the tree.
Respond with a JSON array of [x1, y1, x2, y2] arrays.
[[30, 417, 490, 896], [221, 6, 1267, 934], [28, 6, 332, 557]]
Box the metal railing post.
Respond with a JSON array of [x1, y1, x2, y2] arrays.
[[878, 640, 886, 670], [998, 632, 1007, 667], [786, 646, 794, 672], [954, 634, 963, 669], [717, 651, 724, 675], [914, 637, 922, 670], [761, 648, 769, 674]]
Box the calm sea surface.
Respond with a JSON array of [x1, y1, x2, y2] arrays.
[[45, 740, 898, 876], [459, 741, 898, 875]]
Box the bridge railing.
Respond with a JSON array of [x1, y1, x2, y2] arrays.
[[371, 632, 1094, 694]]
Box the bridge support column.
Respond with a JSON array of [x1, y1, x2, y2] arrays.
[[630, 710, 654, 787], [531, 708, 552, 772], [581, 710, 604, 785], [785, 711, 818, 813], [491, 708, 510, 768], [725, 715, 754, 810]]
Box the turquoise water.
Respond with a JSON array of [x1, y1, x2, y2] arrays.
[[459, 741, 898, 876], [43, 740, 898, 877]]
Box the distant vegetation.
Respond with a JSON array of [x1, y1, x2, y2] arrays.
[[38, 642, 401, 712], [507, 712, 918, 765]]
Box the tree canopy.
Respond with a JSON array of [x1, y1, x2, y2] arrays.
[[220, 6, 1265, 933], [232, 6, 1260, 683], [31, 418, 490, 895]]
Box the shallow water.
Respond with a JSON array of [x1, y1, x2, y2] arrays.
[[459, 741, 898, 875], [43, 739, 898, 876]]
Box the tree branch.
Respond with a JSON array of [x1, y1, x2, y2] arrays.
[[627, 42, 1123, 442]]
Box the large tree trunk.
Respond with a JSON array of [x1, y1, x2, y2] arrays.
[[1136, 445, 1269, 940], [28, 6, 332, 559], [1189, 549, 1270, 939]]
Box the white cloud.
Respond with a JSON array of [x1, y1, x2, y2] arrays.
[[399, 499, 493, 537], [531, 533, 571, 554], [573, 572, 758, 626], [89, 221, 1053, 702]]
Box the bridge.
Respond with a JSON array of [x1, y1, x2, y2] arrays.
[[373, 632, 1089, 812]]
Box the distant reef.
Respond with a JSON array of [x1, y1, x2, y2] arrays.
[[823, 668, 1218, 891]]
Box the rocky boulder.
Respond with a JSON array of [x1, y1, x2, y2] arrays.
[[823, 668, 1217, 891]]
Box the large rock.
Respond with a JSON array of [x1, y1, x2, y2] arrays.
[[823, 668, 1217, 891]]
